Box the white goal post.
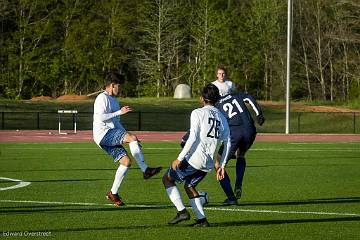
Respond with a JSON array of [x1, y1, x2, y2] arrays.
[[57, 110, 78, 134]]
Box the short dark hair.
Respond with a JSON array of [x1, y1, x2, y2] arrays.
[[216, 65, 227, 74], [104, 72, 125, 87], [201, 84, 220, 105]]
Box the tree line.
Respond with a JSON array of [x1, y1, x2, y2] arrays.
[[0, 0, 359, 102]]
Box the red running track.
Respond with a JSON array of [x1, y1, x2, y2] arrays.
[[0, 130, 360, 143]]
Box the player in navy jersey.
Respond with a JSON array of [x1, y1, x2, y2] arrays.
[[215, 91, 265, 205]]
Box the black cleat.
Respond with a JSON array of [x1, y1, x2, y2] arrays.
[[234, 186, 242, 200], [143, 167, 162, 179], [168, 209, 190, 224], [190, 218, 210, 227], [223, 197, 238, 206]]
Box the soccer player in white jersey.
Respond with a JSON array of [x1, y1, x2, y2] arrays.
[[93, 72, 162, 206], [162, 84, 231, 227], [212, 66, 235, 97]]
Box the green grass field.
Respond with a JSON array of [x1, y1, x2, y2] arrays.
[[1, 141, 359, 239]]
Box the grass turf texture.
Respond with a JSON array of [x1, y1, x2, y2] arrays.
[[0, 141, 359, 239]]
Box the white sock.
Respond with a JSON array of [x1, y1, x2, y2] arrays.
[[166, 186, 186, 212], [111, 164, 128, 194], [190, 197, 205, 219], [129, 141, 148, 172]]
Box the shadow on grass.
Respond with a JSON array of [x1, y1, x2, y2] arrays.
[[0, 167, 165, 173], [22, 216, 360, 233], [226, 163, 359, 169], [212, 216, 360, 227], [0, 178, 111, 184], [0, 204, 172, 215], [22, 224, 167, 234]]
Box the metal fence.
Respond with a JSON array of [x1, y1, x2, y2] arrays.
[[0, 111, 359, 134]]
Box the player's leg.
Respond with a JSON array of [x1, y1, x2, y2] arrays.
[[216, 141, 238, 205], [219, 170, 237, 205], [162, 162, 190, 224], [234, 154, 246, 200], [234, 132, 256, 199], [184, 171, 209, 227], [122, 131, 162, 179], [100, 143, 130, 206]]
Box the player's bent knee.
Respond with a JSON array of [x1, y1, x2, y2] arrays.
[[162, 174, 170, 184], [124, 132, 138, 143], [119, 156, 131, 167], [184, 186, 198, 198]]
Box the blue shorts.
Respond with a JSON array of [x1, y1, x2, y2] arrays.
[[166, 161, 207, 188], [100, 128, 128, 162]]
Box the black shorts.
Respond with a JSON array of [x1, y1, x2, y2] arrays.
[[218, 126, 256, 160]]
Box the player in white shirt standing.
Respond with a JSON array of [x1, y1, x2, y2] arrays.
[[162, 84, 231, 227], [211, 66, 235, 97], [93, 72, 162, 206]]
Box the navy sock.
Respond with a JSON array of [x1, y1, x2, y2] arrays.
[[219, 171, 235, 199], [235, 157, 246, 188]]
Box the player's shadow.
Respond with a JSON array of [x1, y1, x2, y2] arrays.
[[212, 216, 360, 227], [226, 163, 353, 169], [0, 205, 172, 215], [24, 224, 166, 234], [237, 197, 360, 207]]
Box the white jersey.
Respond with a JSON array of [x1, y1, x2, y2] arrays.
[[177, 105, 231, 172], [93, 91, 123, 145], [212, 80, 235, 96]]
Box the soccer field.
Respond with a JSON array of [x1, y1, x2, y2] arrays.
[[0, 141, 359, 239]]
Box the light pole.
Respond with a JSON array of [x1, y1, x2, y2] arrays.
[[286, 0, 293, 134]]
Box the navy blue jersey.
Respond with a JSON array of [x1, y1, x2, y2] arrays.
[[215, 92, 263, 130]]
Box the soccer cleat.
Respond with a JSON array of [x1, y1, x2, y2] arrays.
[[168, 209, 190, 224], [143, 167, 162, 179], [234, 186, 242, 200], [106, 192, 125, 206], [223, 197, 238, 206], [190, 218, 210, 227]]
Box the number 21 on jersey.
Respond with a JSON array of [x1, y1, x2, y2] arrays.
[[222, 99, 243, 118]]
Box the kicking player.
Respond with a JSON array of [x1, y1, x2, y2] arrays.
[[93, 72, 162, 206], [162, 84, 231, 227], [215, 91, 265, 205]]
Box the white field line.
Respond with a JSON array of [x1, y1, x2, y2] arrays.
[[0, 199, 359, 217], [0, 177, 31, 191], [204, 207, 360, 217], [289, 142, 360, 145], [252, 148, 360, 152]]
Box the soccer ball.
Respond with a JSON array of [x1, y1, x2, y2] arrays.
[[198, 191, 209, 206]]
